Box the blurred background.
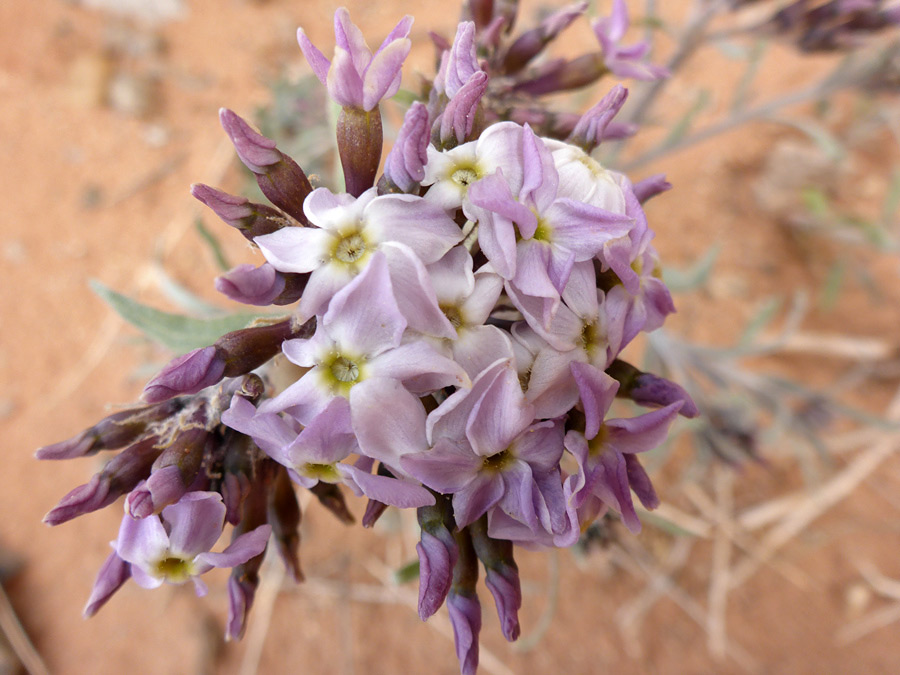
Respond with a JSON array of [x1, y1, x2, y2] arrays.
[[2, 0, 899, 673]]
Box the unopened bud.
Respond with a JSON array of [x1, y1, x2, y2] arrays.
[[514, 52, 607, 96], [191, 184, 293, 240], [607, 359, 699, 418], [215, 263, 307, 307], [43, 436, 165, 525], [267, 466, 303, 582], [567, 84, 628, 153], [382, 102, 430, 193], [36, 400, 181, 460], [219, 109, 313, 224], [468, 516, 521, 641], [632, 174, 672, 204], [310, 482, 355, 524], [336, 106, 384, 197], [438, 71, 489, 147], [415, 495, 458, 619], [500, 2, 587, 74]]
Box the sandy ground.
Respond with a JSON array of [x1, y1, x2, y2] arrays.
[[3, 0, 900, 673]]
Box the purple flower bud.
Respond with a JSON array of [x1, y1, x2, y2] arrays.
[[219, 109, 313, 224], [462, 0, 496, 30], [446, 527, 481, 675], [83, 550, 131, 617], [226, 459, 271, 640], [309, 482, 355, 524], [468, 516, 521, 641], [36, 400, 180, 460], [143, 347, 225, 403], [382, 102, 430, 193], [191, 184, 292, 240], [143, 319, 310, 403], [43, 436, 165, 525], [126, 465, 192, 519], [439, 71, 489, 147], [267, 467, 303, 583], [124, 418, 210, 518], [436, 22, 480, 98], [336, 106, 384, 197], [632, 174, 672, 204], [415, 497, 458, 620], [607, 359, 699, 418], [501, 2, 587, 74], [216, 264, 307, 307], [216, 263, 285, 306], [567, 84, 628, 152], [447, 591, 482, 675], [513, 52, 607, 96], [362, 498, 388, 528]]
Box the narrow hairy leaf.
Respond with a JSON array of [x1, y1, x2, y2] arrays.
[[90, 281, 263, 353]]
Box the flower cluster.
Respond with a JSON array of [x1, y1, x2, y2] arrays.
[[40, 3, 694, 673]]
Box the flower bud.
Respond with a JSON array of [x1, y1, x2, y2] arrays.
[[632, 174, 672, 204], [191, 184, 294, 240], [83, 550, 131, 618], [226, 456, 272, 641], [219, 109, 313, 224], [468, 516, 521, 641], [126, 413, 211, 517], [607, 359, 699, 418], [438, 71, 489, 148], [500, 2, 587, 74], [36, 400, 181, 460], [143, 319, 311, 403], [336, 106, 384, 197], [310, 482, 355, 524], [513, 52, 607, 96], [43, 436, 165, 525], [567, 84, 628, 153], [435, 22, 480, 98], [415, 495, 458, 620], [382, 102, 430, 193], [215, 263, 307, 307], [267, 465, 303, 582], [447, 527, 481, 675]]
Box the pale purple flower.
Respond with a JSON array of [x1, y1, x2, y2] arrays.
[[223, 394, 434, 509], [254, 187, 462, 321], [422, 121, 526, 215], [593, 0, 669, 81], [468, 127, 631, 317], [597, 184, 676, 341], [402, 360, 569, 537], [564, 369, 682, 532], [260, 252, 467, 424], [298, 8, 413, 111], [114, 491, 270, 595], [424, 247, 511, 378]]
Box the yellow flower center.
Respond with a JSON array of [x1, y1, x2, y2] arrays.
[[154, 555, 194, 584]]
